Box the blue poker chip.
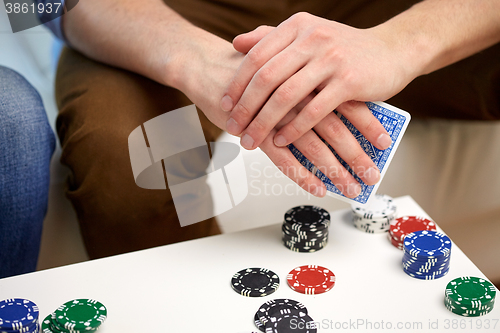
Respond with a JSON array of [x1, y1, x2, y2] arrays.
[[0, 322, 39, 333], [264, 313, 317, 333], [403, 262, 450, 275], [403, 263, 450, 275], [402, 255, 450, 267], [404, 267, 450, 280], [0, 299, 39, 331], [403, 230, 452, 258], [403, 252, 451, 262]]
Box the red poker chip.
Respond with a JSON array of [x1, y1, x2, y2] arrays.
[[389, 216, 436, 241], [389, 235, 403, 250], [287, 265, 335, 295]]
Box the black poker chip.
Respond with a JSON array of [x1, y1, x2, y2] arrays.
[[284, 206, 330, 232], [264, 313, 317, 333], [282, 205, 330, 253], [231, 268, 280, 297], [282, 224, 328, 238], [256, 299, 307, 326], [254, 311, 265, 332]]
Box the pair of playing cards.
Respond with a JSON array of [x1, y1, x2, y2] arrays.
[[288, 101, 411, 205]]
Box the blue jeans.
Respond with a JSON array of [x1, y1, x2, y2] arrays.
[[0, 66, 55, 278]]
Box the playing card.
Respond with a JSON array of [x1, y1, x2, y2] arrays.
[[288, 101, 411, 204]]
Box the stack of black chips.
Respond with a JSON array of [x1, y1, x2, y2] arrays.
[[282, 205, 330, 252]]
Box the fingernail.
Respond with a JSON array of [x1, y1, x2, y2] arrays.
[[226, 118, 240, 135], [346, 183, 361, 198], [312, 185, 326, 197], [274, 135, 287, 147], [241, 134, 255, 149], [221, 95, 233, 112], [364, 167, 380, 185], [377, 133, 392, 150]]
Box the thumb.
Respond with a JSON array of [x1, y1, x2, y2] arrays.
[[233, 25, 275, 54]]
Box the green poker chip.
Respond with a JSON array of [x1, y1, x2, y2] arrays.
[[53, 299, 107, 332], [444, 299, 494, 317], [445, 277, 496, 308], [41, 314, 56, 333]]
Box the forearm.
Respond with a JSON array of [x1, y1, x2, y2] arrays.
[[62, 0, 209, 88], [373, 0, 500, 79]]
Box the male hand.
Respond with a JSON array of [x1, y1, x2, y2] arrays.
[[220, 13, 416, 188], [181, 31, 366, 198]]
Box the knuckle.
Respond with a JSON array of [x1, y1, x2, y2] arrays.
[[277, 156, 295, 175], [247, 47, 263, 67], [256, 66, 274, 86], [287, 121, 302, 138], [290, 12, 307, 22], [364, 117, 380, 134], [250, 116, 267, 134], [309, 25, 331, 41], [306, 139, 323, 157], [351, 150, 367, 168], [305, 103, 323, 120], [274, 84, 294, 105], [234, 103, 252, 119], [325, 118, 344, 136]]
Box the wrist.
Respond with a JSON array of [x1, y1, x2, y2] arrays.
[[369, 19, 435, 84]]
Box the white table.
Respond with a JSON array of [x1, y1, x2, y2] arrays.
[[1, 196, 498, 332]]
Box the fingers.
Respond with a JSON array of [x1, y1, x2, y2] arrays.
[[314, 109, 381, 186], [291, 130, 361, 198], [273, 83, 344, 147], [220, 24, 296, 113], [260, 129, 327, 198], [228, 61, 325, 150], [232, 25, 275, 54], [336, 101, 392, 150]]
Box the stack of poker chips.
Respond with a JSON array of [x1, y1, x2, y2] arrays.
[[281, 205, 330, 252], [41, 299, 107, 333], [0, 298, 40, 333], [351, 194, 397, 233], [445, 276, 496, 317], [254, 299, 317, 333], [402, 230, 452, 280], [389, 216, 437, 250]]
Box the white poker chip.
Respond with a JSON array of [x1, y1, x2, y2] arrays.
[[351, 194, 397, 220]]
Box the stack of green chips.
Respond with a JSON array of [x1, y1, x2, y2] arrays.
[[41, 299, 107, 332], [445, 276, 496, 317]]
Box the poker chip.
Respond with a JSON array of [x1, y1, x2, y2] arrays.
[[287, 265, 335, 295], [52, 299, 106, 332], [444, 276, 496, 316], [254, 312, 265, 333], [231, 268, 280, 297], [351, 194, 397, 233], [256, 299, 307, 326], [402, 230, 452, 280], [284, 206, 330, 232], [389, 216, 436, 249], [264, 313, 317, 333], [0, 299, 39, 332], [404, 230, 451, 258], [282, 206, 330, 252]]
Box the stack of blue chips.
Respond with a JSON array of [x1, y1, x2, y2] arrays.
[[0, 299, 40, 333], [402, 230, 452, 280]]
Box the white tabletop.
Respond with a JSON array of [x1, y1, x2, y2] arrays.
[[1, 196, 498, 332]]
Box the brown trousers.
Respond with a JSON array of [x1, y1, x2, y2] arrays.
[[55, 0, 500, 259]]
